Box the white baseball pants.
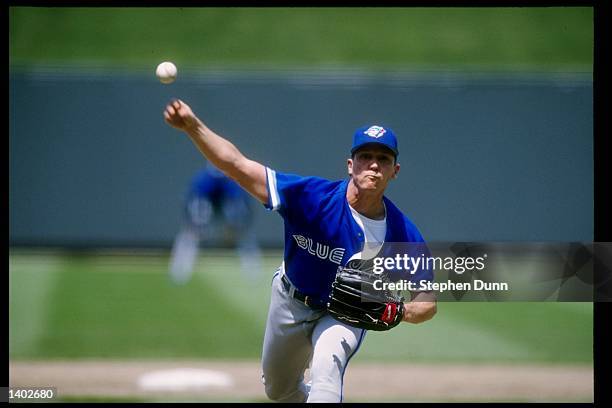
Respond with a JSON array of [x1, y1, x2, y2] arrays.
[[261, 269, 367, 403]]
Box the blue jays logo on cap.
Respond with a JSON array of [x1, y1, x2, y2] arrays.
[[351, 124, 399, 157], [364, 125, 387, 138]]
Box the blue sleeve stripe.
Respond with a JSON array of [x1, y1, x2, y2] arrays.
[[266, 167, 281, 211]]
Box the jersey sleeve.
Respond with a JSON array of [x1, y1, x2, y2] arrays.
[[264, 167, 321, 216], [264, 167, 284, 211]]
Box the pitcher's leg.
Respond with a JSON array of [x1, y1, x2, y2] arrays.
[[307, 315, 367, 402], [261, 274, 313, 402]]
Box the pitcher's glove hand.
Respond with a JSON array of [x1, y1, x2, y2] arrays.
[[327, 259, 405, 331]]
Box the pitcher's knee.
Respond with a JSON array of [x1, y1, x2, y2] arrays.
[[264, 383, 283, 401], [263, 380, 307, 402]]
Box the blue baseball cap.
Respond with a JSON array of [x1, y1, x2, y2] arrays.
[[351, 125, 399, 158]]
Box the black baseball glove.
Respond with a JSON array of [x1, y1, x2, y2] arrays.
[[327, 259, 405, 331]]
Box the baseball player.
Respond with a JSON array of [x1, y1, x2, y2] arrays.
[[169, 162, 262, 284], [163, 99, 437, 402]]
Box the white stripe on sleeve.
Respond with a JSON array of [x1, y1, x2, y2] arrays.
[[266, 167, 281, 211]]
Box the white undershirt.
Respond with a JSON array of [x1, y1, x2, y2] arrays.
[[349, 202, 387, 259]]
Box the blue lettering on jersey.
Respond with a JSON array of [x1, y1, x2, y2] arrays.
[[292, 234, 346, 265]]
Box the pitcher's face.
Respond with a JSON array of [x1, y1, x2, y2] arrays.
[[348, 145, 399, 192]]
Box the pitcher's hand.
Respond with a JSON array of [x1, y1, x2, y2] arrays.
[[164, 99, 201, 132]]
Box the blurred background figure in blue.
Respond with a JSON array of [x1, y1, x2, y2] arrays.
[[169, 162, 262, 284]]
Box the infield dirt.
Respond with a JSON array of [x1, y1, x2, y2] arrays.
[[9, 360, 593, 402]]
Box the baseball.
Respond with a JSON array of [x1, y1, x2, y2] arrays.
[[156, 61, 177, 84]]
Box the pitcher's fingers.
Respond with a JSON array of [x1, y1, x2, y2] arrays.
[[165, 104, 176, 116]]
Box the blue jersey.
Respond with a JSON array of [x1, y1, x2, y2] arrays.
[[264, 167, 432, 302], [185, 166, 253, 229]]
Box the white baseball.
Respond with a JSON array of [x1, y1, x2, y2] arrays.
[[156, 61, 177, 84]]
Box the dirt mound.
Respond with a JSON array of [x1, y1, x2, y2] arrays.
[[9, 360, 593, 402]]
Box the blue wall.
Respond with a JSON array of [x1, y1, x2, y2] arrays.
[[9, 69, 593, 246]]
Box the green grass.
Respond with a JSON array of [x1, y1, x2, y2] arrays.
[[9, 7, 593, 71], [359, 302, 592, 364], [10, 250, 274, 359], [9, 250, 593, 364]]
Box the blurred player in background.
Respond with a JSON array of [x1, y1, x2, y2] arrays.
[[169, 162, 262, 284]]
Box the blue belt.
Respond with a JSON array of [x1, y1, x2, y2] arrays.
[[281, 274, 327, 309]]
